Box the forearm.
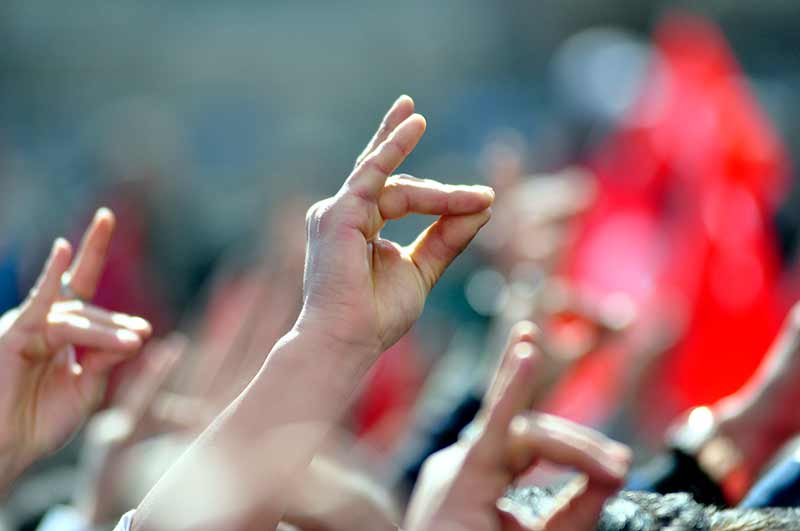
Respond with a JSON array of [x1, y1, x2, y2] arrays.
[[131, 328, 377, 531]]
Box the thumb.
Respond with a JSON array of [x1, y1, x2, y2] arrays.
[[408, 208, 492, 291], [18, 238, 73, 327]]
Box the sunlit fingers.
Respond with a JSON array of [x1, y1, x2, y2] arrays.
[[475, 344, 538, 454], [378, 175, 495, 220], [17, 238, 73, 327], [46, 311, 145, 354], [51, 300, 152, 337], [65, 207, 116, 300], [345, 114, 427, 202], [355, 95, 415, 167], [506, 413, 630, 483], [485, 321, 539, 410]]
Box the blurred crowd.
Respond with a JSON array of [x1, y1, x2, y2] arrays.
[[4, 5, 800, 531]]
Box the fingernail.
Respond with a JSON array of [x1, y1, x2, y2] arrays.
[[53, 237, 69, 254], [603, 456, 629, 479], [111, 314, 150, 332], [117, 329, 140, 344], [473, 185, 495, 199], [96, 206, 113, 220], [514, 320, 538, 340]]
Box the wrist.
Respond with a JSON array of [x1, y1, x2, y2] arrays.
[[233, 324, 382, 440], [291, 307, 383, 362], [265, 326, 377, 392]]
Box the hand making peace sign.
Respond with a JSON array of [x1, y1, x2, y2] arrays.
[[0, 208, 152, 490]]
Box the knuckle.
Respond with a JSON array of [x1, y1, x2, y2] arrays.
[[305, 199, 328, 229], [307, 198, 341, 235], [361, 156, 392, 178], [385, 138, 409, 158]]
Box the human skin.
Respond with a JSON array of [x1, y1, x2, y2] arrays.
[[406, 322, 632, 531], [0, 208, 152, 492], [130, 95, 494, 531]]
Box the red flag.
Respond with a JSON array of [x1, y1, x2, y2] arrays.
[[553, 13, 789, 427]]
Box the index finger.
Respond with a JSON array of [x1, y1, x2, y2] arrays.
[[18, 238, 73, 326], [344, 113, 427, 201], [355, 95, 415, 168], [476, 343, 538, 450], [506, 414, 630, 483], [65, 207, 115, 300]]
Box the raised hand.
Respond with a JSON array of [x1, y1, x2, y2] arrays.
[[0, 208, 152, 489], [80, 334, 187, 526], [299, 95, 495, 355], [406, 322, 631, 531], [129, 97, 494, 531]]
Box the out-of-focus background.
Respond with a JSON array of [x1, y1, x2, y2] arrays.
[[3, 1, 800, 529], [3, 0, 800, 318]]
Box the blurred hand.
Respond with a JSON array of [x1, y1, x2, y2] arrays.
[[692, 300, 800, 487], [128, 96, 492, 531], [283, 455, 399, 531], [299, 95, 494, 355], [80, 334, 188, 525], [0, 208, 152, 488], [406, 322, 631, 531]]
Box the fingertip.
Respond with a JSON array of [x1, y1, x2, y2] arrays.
[[53, 236, 71, 254], [608, 442, 633, 465], [394, 94, 414, 111], [51, 238, 73, 266], [512, 320, 539, 342], [408, 112, 427, 132], [117, 328, 143, 348], [133, 317, 153, 337], [597, 453, 630, 483], [94, 206, 116, 230], [463, 207, 492, 230], [473, 185, 496, 203]]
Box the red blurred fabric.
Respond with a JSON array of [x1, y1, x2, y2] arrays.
[[551, 13, 789, 428], [352, 333, 426, 453]]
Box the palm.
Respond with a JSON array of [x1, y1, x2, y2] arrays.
[[372, 242, 428, 344], [18, 353, 105, 452]]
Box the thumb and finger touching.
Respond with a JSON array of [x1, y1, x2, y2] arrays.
[[471, 324, 631, 531]]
